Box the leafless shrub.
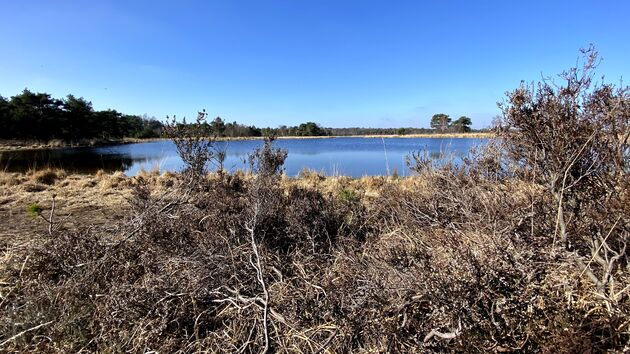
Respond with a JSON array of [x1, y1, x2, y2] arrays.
[[497, 46, 629, 306], [164, 109, 225, 183], [397, 46, 629, 351], [498, 46, 628, 249]]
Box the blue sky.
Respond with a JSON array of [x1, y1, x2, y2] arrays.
[[1, 1, 628, 129]]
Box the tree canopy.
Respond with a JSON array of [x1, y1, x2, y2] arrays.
[[430, 113, 451, 131], [0, 90, 163, 141], [430, 113, 473, 133], [452, 116, 472, 132]]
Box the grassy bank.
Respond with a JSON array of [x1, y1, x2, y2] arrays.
[[0, 138, 163, 152]]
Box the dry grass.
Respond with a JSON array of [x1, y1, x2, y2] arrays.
[[0, 170, 133, 242], [215, 132, 494, 142], [0, 162, 627, 353], [30, 168, 66, 185]]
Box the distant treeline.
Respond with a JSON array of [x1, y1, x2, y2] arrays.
[[185, 118, 477, 137], [0, 90, 163, 141], [0, 90, 479, 142], [317, 127, 435, 136]]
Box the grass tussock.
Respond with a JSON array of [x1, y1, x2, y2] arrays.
[[30, 168, 66, 185], [96, 170, 129, 190], [0, 172, 26, 187]]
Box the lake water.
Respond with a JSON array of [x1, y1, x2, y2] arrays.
[[0, 137, 486, 177]]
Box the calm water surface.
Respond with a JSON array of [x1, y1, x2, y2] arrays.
[[1, 137, 486, 177]]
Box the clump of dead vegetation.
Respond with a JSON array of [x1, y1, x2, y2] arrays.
[[30, 168, 66, 186], [1, 48, 628, 353]]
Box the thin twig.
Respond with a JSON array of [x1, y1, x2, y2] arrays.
[[0, 321, 54, 347], [578, 216, 621, 281], [48, 194, 56, 236], [313, 328, 338, 354], [248, 189, 270, 354]]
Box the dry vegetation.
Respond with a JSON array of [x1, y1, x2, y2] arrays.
[[0, 49, 628, 353]]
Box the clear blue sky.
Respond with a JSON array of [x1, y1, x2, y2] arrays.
[[1, 1, 628, 129]]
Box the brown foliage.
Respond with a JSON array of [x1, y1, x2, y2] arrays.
[[497, 46, 629, 296]]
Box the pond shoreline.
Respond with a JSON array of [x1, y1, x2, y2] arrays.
[[0, 132, 493, 152], [0, 138, 150, 152]]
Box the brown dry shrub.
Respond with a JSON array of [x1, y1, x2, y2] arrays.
[[5, 149, 627, 352]]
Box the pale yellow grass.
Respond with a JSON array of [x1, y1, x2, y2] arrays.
[[0, 171, 134, 241], [0, 168, 497, 243], [216, 132, 494, 141]]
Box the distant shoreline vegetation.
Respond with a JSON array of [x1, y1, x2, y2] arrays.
[[0, 89, 486, 145]]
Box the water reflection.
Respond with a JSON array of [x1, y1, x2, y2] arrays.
[[0, 137, 486, 177], [0, 147, 148, 173]]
